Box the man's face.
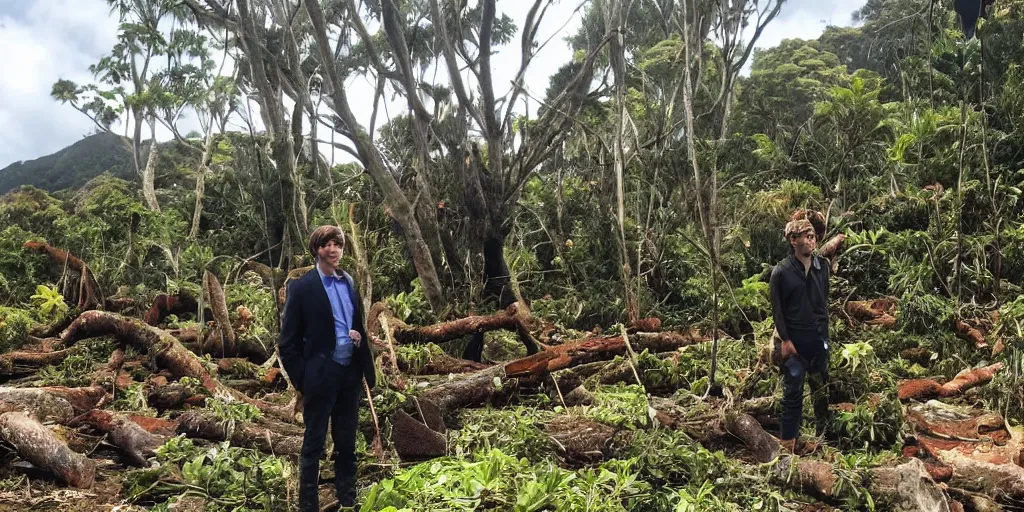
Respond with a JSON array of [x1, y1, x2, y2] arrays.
[[317, 239, 344, 269], [789, 232, 817, 256]]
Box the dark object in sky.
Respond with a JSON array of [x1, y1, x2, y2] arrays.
[[955, 0, 996, 39]]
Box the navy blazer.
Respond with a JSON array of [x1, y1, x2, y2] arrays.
[[277, 268, 376, 392]]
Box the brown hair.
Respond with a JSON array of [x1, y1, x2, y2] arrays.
[[308, 225, 345, 259]]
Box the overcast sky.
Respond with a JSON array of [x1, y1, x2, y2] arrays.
[[0, 0, 866, 169]]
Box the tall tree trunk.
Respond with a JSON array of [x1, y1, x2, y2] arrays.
[[304, 0, 446, 312], [235, 0, 303, 263], [380, 0, 450, 293], [189, 129, 217, 240], [607, 0, 639, 324], [142, 117, 161, 212]]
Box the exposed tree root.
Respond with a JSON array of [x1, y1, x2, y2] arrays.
[[0, 411, 96, 488], [202, 270, 236, 355], [39, 384, 106, 414], [143, 292, 198, 326], [147, 382, 206, 412], [57, 311, 293, 421], [23, 241, 100, 311], [819, 233, 846, 258]]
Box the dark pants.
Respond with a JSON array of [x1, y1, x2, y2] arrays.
[[780, 334, 830, 441], [299, 358, 362, 511]]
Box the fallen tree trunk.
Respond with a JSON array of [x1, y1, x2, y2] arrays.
[[23, 241, 99, 311], [57, 311, 292, 421], [392, 351, 490, 376], [413, 331, 706, 412], [898, 363, 1004, 401], [373, 304, 524, 345], [726, 413, 950, 511], [369, 303, 545, 356], [418, 366, 513, 414], [176, 410, 302, 456], [69, 410, 164, 467], [933, 448, 1024, 501], [505, 331, 705, 381], [545, 415, 624, 465], [0, 411, 96, 488], [0, 347, 82, 376]]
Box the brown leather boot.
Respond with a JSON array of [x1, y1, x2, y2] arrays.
[[794, 438, 819, 455], [779, 438, 797, 454]]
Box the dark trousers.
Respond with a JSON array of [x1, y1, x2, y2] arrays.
[[780, 334, 830, 441], [299, 358, 362, 511]]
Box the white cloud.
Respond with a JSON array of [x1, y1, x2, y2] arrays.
[[754, 0, 866, 52], [0, 0, 118, 168]]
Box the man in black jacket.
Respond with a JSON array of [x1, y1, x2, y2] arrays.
[[278, 225, 376, 511], [769, 218, 830, 455]]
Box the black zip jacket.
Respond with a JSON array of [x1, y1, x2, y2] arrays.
[[769, 254, 829, 342]]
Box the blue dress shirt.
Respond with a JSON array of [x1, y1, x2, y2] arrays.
[[316, 264, 355, 366]]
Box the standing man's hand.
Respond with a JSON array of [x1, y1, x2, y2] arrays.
[[781, 340, 797, 360], [349, 329, 362, 347]]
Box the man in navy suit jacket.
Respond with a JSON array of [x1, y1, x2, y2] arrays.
[[278, 225, 376, 511]]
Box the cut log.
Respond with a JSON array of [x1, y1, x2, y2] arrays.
[[898, 363, 1004, 401], [202, 270, 236, 355], [418, 366, 514, 413], [390, 410, 446, 461], [143, 292, 198, 326], [0, 387, 75, 424], [23, 241, 99, 311], [0, 411, 96, 488], [69, 410, 165, 467], [176, 410, 302, 455]]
